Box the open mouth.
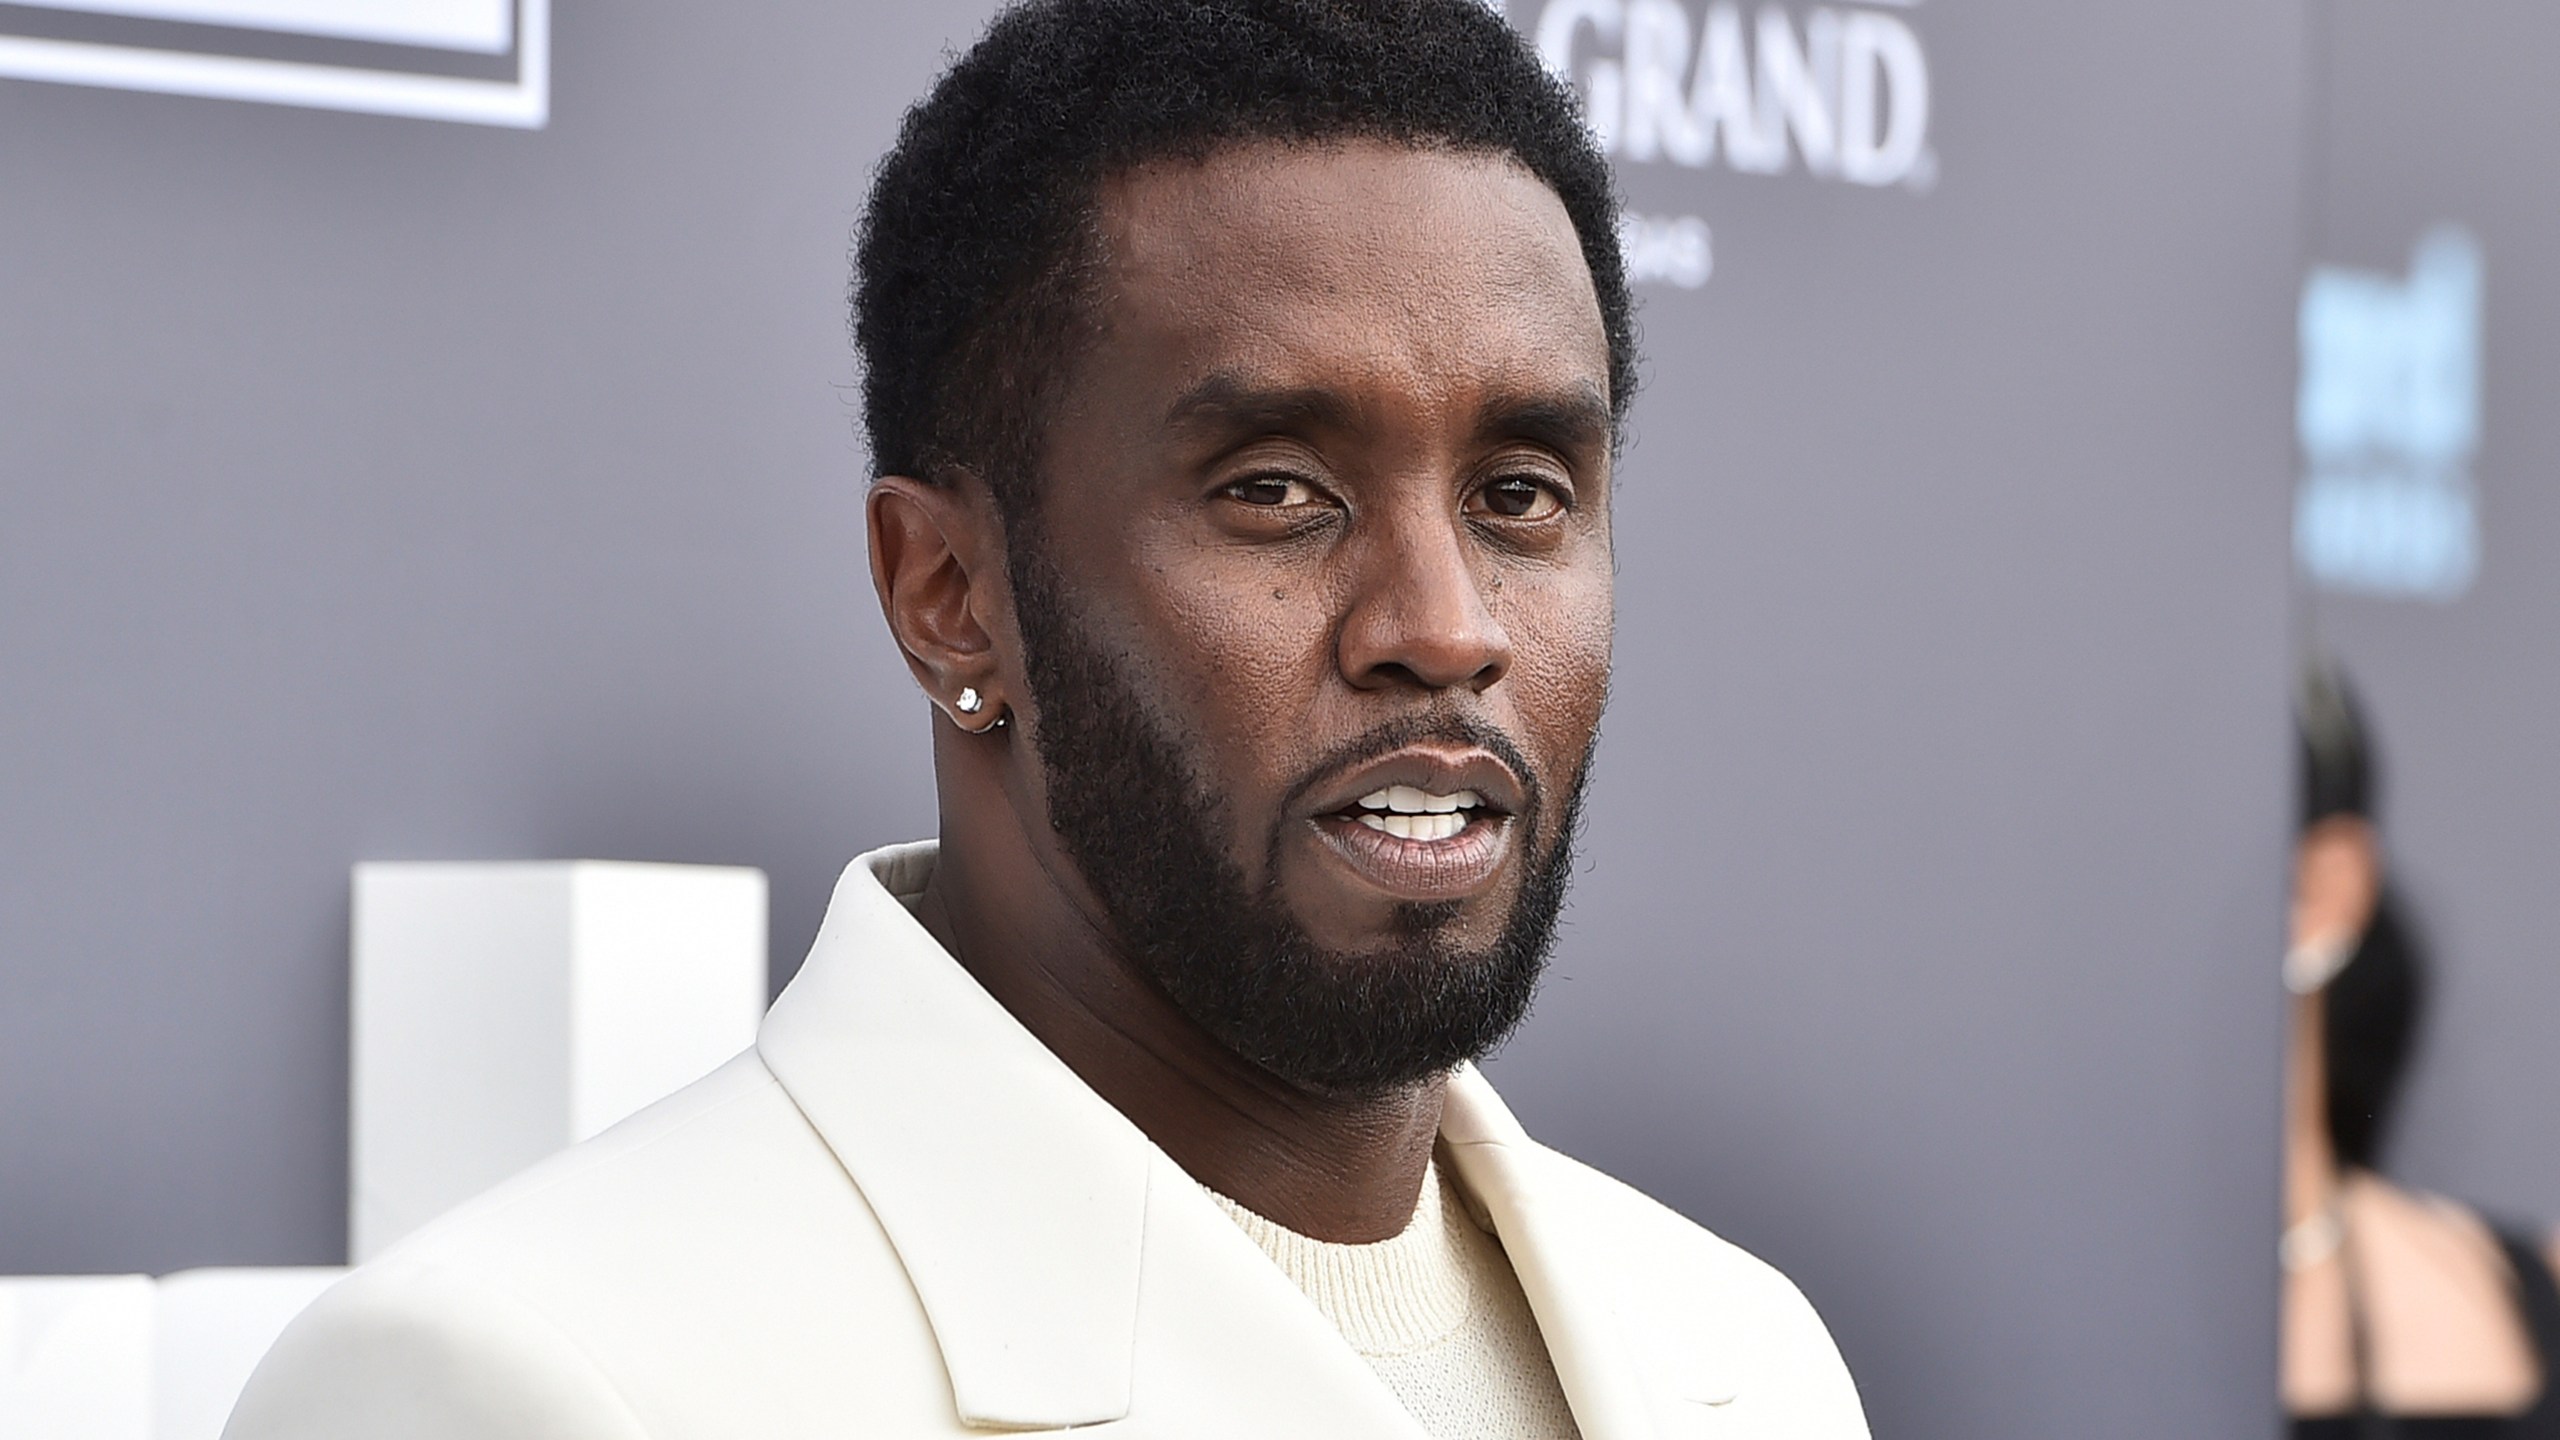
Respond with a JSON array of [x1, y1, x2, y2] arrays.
[[1297, 744, 1527, 902], [1341, 784, 1492, 843]]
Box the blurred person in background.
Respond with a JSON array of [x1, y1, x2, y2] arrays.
[[2284, 664, 2560, 1438]]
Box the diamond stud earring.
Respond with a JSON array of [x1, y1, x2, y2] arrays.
[[956, 687, 984, 715]]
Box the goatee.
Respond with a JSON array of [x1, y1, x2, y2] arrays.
[[1008, 549, 1588, 1098]]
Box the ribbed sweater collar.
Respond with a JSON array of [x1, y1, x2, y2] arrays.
[[1206, 1161, 1488, 1357]]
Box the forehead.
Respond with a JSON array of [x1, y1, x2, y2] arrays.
[[1087, 140, 1610, 416]]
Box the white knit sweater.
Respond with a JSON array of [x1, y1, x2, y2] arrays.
[[1207, 1158, 1582, 1440]]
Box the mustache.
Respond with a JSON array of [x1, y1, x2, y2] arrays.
[[1277, 710, 1543, 820]]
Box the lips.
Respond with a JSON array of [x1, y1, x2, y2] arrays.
[[1300, 748, 1526, 902]]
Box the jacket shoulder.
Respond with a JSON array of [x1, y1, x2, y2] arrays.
[[346, 1050, 853, 1286], [224, 1259, 651, 1440], [1525, 1144, 1871, 1438], [232, 1053, 960, 1438]]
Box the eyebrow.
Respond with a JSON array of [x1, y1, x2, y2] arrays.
[[1482, 383, 1614, 456], [1163, 370, 1614, 454], [1163, 372, 1361, 437]]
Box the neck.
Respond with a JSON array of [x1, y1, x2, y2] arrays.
[[915, 736, 1442, 1243]]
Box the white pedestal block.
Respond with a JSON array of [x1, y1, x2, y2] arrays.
[[152, 1268, 343, 1440], [351, 861, 768, 1261], [0, 1275, 153, 1440]]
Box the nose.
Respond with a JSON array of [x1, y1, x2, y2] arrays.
[[1337, 510, 1513, 694]]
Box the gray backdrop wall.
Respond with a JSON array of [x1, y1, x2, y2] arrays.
[[2304, 1, 2560, 1232], [0, 3, 2304, 1438]]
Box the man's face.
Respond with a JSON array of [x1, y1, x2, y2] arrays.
[[1006, 139, 1616, 1093]]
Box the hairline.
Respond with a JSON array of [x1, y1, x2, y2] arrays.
[[908, 129, 1626, 526]]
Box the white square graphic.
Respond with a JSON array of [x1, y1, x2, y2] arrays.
[[350, 861, 769, 1260], [0, 1276, 154, 1440], [6, 0, 511, 53], [0, 0, 547, 127]]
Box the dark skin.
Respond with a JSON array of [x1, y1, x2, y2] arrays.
[[867, 140, 1616, 1243]]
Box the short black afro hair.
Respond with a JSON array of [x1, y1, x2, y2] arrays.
[[854, 0, 1634, 523]]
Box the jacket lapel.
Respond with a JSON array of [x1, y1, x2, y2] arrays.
[[1441, 1065, 1673, 1440], [1123, 1157, 1437, 1439], [760, 845, 1693, 1438], [756, 844, 1425, 1436], [758, 843, 1149, 1430]]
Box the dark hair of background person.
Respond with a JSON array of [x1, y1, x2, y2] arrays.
[[2300, 666, 2426, 1172], [851, 0, 1636, 540]]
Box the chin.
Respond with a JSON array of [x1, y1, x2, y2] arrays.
[[1280, 891, 1510, 961]]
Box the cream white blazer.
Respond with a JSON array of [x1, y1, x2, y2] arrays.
[[226, 843, 1868, 1440]]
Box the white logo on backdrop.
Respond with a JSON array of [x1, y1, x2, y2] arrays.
[[1529, 0, 1933, 188], [1617, 211, 1713, 288], [0, 0, 546, 126], [1513, 0, 1934, 290], [2295, 228, 2486, 601]]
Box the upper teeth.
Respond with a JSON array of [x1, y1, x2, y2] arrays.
[[1358, 785, 1482, 815], [1359, 810, 1467, 841], [1350, 786, 1483, 841]]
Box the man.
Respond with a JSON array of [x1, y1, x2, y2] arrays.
[[228, 1, 1867, 1436]]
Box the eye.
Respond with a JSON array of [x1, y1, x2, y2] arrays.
[[1473, 475, 1564, 521], [1226, 473, 1322, 508]]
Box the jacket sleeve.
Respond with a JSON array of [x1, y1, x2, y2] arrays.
[[222, 1261, 653, 1440]]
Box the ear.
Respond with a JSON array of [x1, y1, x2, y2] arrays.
[[868, 474, 1009, 729]]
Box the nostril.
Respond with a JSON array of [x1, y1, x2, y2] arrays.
[[1336, 568, 1515, 692]]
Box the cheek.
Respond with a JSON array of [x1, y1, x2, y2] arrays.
[[1181, 601, 1329, 719], [1505, 571, 1614, 763], [1120, 552, 1342, 790]]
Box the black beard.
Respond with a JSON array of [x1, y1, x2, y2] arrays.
[[1008, 549, 1588, 1099]]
